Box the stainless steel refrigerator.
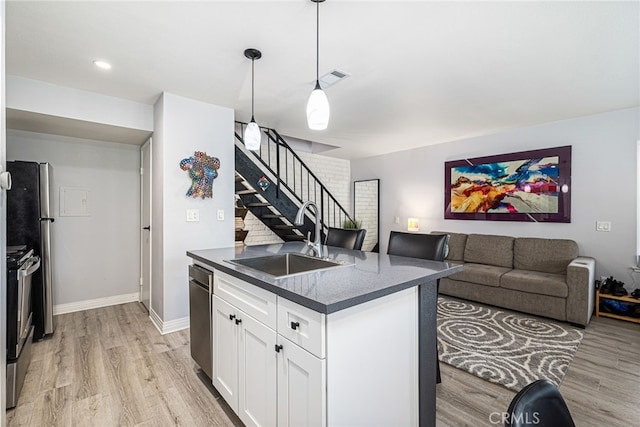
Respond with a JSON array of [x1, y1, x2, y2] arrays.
[[7, 161, 55, 340]]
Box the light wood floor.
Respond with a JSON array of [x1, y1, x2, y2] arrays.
[[7, 302, 640, 426], [7, 303, 242, 426]]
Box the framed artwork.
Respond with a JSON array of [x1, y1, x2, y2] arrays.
[[444, 146, 571, 222]]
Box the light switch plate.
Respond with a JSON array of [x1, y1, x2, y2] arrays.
[[596, 221, 611, 232], [217, 209, 224, 221], [186, 209, 200, 222]]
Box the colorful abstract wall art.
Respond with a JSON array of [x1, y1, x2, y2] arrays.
[[179, 151, 221, 199], [444, 146, 571, 222]]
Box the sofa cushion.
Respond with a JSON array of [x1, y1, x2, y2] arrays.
[[448, 263, 511, 287], [500, 269, 568, 298], [464, 234, 514, 268], [432, 231, 467, 261], [513, 238, 578, 274]]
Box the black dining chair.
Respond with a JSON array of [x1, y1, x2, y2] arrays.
[[325, 227, 367, 250], [505, 379, 575, 427], [387, 231, 449, 261], [387, 231, 450, 383]]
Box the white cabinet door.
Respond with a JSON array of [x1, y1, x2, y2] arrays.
[[212, 295, 239, 411], [277, 337, 326, 427], [238, 314, 277, 427]]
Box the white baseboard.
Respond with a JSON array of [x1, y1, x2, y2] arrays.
[[149, 307, 190, 335], [149, 308, 163, 334], [53, 292, 140, 315]]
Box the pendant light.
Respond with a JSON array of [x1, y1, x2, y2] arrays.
[[307, 0, 330, 130], [244, 48, 262, 151]]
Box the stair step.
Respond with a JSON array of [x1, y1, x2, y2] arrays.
[[262, 214, 284, 219], [235, 189, 257, 195], [246, 202, 271, 207], [273, 225, 296, 230]]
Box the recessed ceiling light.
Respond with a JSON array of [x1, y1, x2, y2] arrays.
[[93, 60, 111, 70]]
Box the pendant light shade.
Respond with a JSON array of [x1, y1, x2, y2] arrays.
[[244, 48, 262, 151], [244, 119, 261, 150], [307, 0, 329, 131], [307, 81, 330, 130]]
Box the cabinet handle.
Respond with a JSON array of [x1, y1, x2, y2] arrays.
[[235, 318, 242, 325], [290, 321, 300, 330], [275, 344, 283, 353], [229, 314, 236, 321]]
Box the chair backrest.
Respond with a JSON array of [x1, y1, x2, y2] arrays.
[[505, 379, 575, 427], [325, 227, 367, 250], [387, 231, 449, 261]]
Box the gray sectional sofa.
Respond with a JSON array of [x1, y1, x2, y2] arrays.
[[434, 232, 595, 327]]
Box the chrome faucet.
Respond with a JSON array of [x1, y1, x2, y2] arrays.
[[294, 200, 324, 258]]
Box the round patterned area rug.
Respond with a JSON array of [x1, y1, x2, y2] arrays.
[[437, 297, 584, 392]]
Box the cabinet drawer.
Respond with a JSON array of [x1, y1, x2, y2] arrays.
[[214, 270, 277, 330], [277, 297, 326, 358]]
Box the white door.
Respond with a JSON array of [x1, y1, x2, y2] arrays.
[[140, 139, 151, 311], [238, 314, 277, 427], [277, 337, 326, 427], [212, 296, 239, 411]]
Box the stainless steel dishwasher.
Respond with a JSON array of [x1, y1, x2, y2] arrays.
[[188, 264, 213, 379]]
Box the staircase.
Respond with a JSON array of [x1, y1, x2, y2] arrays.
[[234, 121, 354, 244]]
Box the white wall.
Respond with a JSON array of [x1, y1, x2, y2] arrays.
[[351, 108, 640, 288], [6, 76, 153, 132], [153, 93, 234, 324], [7, 129, 141, 304]]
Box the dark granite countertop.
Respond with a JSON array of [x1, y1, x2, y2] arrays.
[[187, 242, 462, 314]]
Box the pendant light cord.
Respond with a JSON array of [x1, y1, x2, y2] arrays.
[[316, 0, 320, 82], [251, 57, 255, 121]]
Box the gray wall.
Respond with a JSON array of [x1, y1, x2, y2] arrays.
[[7, 130, 141, 305], [351, 108, 639, 289]]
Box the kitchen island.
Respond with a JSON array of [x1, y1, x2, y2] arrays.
[[187, 242, 462, 427]]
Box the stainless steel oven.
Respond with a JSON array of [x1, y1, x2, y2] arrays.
[[7, 247, 39, 359], [6, 246, 39, 408]]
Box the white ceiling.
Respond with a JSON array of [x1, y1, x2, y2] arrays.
[[5, 1, 639, 159]]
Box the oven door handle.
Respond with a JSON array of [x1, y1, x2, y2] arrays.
[[19, 256, 41, 277]]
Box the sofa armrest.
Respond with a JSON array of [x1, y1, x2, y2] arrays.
[[566, 257, 596, 326]]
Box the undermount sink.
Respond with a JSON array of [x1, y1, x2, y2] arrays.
[[227, 253, 347, 278]]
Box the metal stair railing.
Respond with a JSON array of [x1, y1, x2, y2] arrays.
[[235, 121, 355, 234]]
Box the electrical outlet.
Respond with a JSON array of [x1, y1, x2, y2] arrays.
[[186, 209, 200, 222], [596, 221, 611, 232]]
